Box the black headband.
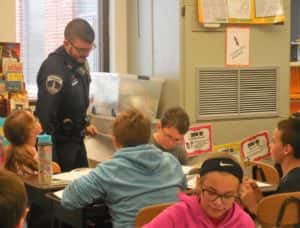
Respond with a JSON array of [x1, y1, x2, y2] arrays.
[[199, 157, 243, 182]]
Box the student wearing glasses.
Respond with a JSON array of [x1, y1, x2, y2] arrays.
[[144, 155, 255, 228], [36, 18, 98, 172], [151, 106, 190, 165]]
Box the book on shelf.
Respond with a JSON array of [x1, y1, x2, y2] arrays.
[[0, 42, 20, 75]]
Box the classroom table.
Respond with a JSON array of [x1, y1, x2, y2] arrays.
[[46, 192, 111, 228], [23, 175, 66, 228], [23, 175, 111, 228]]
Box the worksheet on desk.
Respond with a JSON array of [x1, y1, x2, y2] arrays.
[[182, 165, 194, 175], [52, 168, 93, 182], [53, 189, 64, 199], [256, 181, 277, 192], [256, 181, 271, 188], [187, 174, 199, 189]]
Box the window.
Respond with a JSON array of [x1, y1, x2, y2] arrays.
[[16, 0, 109, 98]]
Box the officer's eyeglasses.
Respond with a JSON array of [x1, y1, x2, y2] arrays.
[[69, 41, 96, 54], [201, 188, 238, 204]]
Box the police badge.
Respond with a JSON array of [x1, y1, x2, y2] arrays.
[[46, 75, 63, 95]]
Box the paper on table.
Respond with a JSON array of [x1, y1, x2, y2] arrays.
[[256, 181, 272, 188], [187, 174, 199, 189], [182, 166, 194, 175], [53, 189, 64, 199], [52, 168, 92, 182], [256, 181, 277, 192]]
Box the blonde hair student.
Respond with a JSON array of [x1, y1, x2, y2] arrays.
[[4, 110, 60, 176]]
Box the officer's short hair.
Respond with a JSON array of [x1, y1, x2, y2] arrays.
[[113, 109, 151, 147], [160, 106, 190, 135], [0, 169, 28, 228], [64, 18, 95, 43]]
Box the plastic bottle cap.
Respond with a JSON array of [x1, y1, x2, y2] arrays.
[[0, 117, 5, 126], [37, 134, 52, 144], [2, 137, 10, 146]]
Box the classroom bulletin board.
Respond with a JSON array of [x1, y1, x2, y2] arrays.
[[197, 0, 285, 25]]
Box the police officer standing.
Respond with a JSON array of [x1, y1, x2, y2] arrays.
[[36, 18, 97, 172]]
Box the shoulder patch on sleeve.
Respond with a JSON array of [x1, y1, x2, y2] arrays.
[[46, 75, 63, 95]]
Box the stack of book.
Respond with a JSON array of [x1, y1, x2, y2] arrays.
[[0, 42, 29, 117]]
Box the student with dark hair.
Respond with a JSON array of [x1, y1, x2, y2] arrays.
[[144, 154, 255, 227], [151, 106, 190, 165], [0, 169, 28, 228], [36, 18, 98, 172], [61, 109, 186, 227], [241, 113, 300, 216]]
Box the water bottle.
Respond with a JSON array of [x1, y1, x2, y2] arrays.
[[37, 134, 52, 185], [0, 137, 5, 168]]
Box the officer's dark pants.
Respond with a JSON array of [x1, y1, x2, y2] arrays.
[[54, 139, 88, 172]]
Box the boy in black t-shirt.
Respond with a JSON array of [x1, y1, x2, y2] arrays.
[[240, 113, 300, 216]]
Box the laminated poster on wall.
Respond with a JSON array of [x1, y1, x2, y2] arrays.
[[240, 131, 270, 162], [184, 124, 213, 157]]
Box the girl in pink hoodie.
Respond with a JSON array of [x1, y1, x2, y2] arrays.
[[144, 156, 255, 228]]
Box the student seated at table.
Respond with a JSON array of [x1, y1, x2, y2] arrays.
[[240, 113, 300, 216], [0, 169, 29, 228], [61, 108, 186, 228], [3, 110, 60, 176], [151, 106, 190, 165], [144, 154, 255, 228]]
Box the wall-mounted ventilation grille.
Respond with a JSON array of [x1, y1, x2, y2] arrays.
[[196, 67, 279, 120]]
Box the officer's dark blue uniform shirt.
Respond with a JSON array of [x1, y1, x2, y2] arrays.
[[36, 46, 90, 140]]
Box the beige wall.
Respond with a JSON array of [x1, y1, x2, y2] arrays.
[[179, 0, 290, 144], [0, 0, 16, 42], [109, 0, 128, 74], [126, 0, 181, 116], [125, 0, 291, 145]]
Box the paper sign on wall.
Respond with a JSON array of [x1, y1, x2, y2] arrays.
[[213, 141, 240, 156], [184, 124, 213, 156], [197, 0, 285, 24], [240, 131, 270, 161], [226, 26, 250, 66]]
